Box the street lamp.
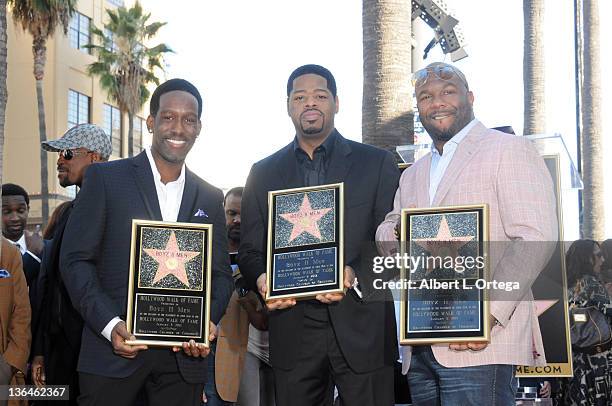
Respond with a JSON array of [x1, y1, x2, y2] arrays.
[[412, 0, 468, 62]]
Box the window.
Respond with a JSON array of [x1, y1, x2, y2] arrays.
[[103, 104, 122, 157], [106, 0, 124, 7], [103, 28, 117, 52], [67, 90, 90, 129], [69, 12, 91, 52]]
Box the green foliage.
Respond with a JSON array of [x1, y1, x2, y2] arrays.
[[86, 0, 172, 114], [10, 0, 76, 39]]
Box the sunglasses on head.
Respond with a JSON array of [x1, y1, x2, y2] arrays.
[[412, 65, 467, 89], [59, 149, 92, 160]]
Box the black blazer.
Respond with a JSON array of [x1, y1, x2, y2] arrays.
[[32, 205, 83, 361], [59, 152, 233, 383], [238, 131, 399, 373]]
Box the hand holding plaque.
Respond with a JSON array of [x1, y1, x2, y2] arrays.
[[112, 321, 147, 358]]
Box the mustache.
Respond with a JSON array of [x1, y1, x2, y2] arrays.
[[57, 165, 68, 171], [428, 109, 456, 119], [300, 109, 323, 118]]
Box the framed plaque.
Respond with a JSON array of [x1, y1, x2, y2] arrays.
[[125, 220, 212, 347], [516, 154, 573, 377], [266, 183, 344, 300], [399, 205, 490, 344]]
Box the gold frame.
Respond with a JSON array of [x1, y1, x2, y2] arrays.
[[125, 219, 212, 347], [399, 204, 490, 345], [266, 183, 344, 301], [516, 154, 573, 377]]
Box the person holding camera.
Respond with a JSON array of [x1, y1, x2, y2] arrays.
[[204, 188, 269, 405]]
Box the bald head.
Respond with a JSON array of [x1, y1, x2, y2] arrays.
[[414, 62, 469, 91]]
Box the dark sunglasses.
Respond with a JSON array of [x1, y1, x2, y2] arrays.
[[59, 149, 92, 160]]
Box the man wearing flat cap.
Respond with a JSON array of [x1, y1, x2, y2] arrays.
[[31, 124, 112, 404], [59, 79, 233, 405]]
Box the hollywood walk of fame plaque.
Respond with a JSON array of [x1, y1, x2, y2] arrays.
[[266, 183, 344, 300], [125, 220, 212, 347], [399, 205, 490, 345]]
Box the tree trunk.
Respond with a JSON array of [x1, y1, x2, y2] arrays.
[[523, 0, 545, 135], [0, 0, 8, 257], [33, 37, 49, 226], [581, 0, 604, 240], [128, 110, 134, 157], [362, 0, 413, 155]]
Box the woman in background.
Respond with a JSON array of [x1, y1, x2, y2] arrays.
[[561, 239, 612, 406]]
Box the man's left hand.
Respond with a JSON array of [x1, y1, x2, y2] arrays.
[[448, 314, 498, 352], [172, 322, 217, 357], [25, 231, 44, 257], [315, 266, 355, 304]]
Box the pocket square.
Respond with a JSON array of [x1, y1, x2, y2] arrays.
[[194, 209, 208, 218], [0, 269, 11, 278]]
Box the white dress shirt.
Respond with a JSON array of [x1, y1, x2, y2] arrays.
[[101, 147, 187, 341], [13, 233, 41, 263], [428, 118, 478, 204]]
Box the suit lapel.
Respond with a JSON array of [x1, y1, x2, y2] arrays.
[[177, 168, 198, 222], [276, 143, 303, 189], [132, 152, 163, 220], [326, 132, 352, 184], [432, 122, 486, 206]]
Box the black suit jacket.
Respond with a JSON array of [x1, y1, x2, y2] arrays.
[[32, 205, 83, 361], [22, 251, 40, 288], [59, 152, 233, 383], [238, 131, 399, 373]]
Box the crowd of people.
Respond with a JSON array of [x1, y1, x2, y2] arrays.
[[0, 62, 606, 406]]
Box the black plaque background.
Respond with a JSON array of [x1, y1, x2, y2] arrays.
[[268, 185, 343, 299], [127, 221, 210, 345]]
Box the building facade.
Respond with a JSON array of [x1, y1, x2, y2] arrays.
[[3, 0, 151, 226]]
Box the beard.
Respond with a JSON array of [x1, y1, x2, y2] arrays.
[[423, 104, 474, 143], [302, 126, 323, 135], [227, 224, 240, 243], [299, 109, 325, 136]]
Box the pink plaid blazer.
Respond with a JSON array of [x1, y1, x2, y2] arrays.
[[376, 121, 558, 371]]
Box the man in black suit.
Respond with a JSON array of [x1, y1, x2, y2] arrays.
[[60, 79, 233, 406], [1, 183, 44, 294], [238, 65, 399, 406], [31, 124, 113, 404]]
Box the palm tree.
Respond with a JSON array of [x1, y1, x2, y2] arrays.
[[523, 0, 545, 135], [580, 0, 604, 240], [9, 0, 75, 226], [86, 1, 171, 157], [362, 0, 413, 155], [0, 0, 8, 257]]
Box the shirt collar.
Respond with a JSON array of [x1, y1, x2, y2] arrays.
[[14, 234, 27, 254], [430, 118, 478, 157], [293, 129, 337, 157], [145, 147, 186, 185]]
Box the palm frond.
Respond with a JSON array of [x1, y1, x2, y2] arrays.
[[86, 2, 172, 112]]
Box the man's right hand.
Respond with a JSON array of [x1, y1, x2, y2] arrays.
[[111, 321, 147, 359], [31, 356, 45, 387], [257, 273, 296, 311]]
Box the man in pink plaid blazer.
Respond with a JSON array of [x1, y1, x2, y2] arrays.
[[376, 62, 558, 405]]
